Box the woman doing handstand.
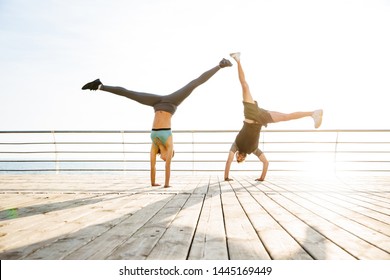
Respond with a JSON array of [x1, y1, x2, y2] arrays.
[[82, 58, 232, 188]]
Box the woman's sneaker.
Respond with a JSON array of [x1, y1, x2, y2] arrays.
[[82, 79, 102, 90], [312, 109, 323, 128], [230, 52, 241, 61]]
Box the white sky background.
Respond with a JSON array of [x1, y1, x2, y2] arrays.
[[1, 0, 389, 131]]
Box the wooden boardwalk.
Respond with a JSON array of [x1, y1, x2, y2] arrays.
[[0, 172, 389, 260]]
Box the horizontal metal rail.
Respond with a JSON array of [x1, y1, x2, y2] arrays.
[[1, 130, 389, 173]]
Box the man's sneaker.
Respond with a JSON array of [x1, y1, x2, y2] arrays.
[[82, 79, 102, 90], [219, 58, 232, 68], [312, 109, 323, 128], [230, 52, 241, 61]]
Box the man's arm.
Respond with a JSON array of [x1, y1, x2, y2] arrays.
[[255, 152, 269, 181], [224, 150, 235, 181]]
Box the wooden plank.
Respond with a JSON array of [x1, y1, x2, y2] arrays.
[[107, 193, 190, 259], [277, 191, 390, 253], [165, 175, 203, 194], [261, 178, 390, 258], [188, 175, 228, 259], [25, 193, 162, 259], [321, 193, 390, 224], [1, 174, 390, 260], [349, 193, 390, 209], [336, 189, 390, 215], [193, 176, 211, 194], [0, 193, 101, 255], [308, 192, 390, 237], [221, 183, 270, 259], [263, 190, 390, 259], [227, 178, 312, 259], [188, 192, 228, 260], [251, 191, 355, 260], [0, 174, 152, 193], [66, 194, 174, 259], [208, 175, 223, 196], [147, 194, 204, 259], [0, 193, 136, 259], [219, 179, 234, 194], [234, 178, 313, 260], [0, 193, 68, 219], [263, 179, 390, 237]]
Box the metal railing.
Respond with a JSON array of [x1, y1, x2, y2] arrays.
[[0, 130, 389, 173]]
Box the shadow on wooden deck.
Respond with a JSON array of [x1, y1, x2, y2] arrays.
[[0, 173, 389, 260]]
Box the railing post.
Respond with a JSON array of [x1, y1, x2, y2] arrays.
[[51, 131, 59, 174], [334, 131, 339, 174], [191, 131, 195, 174], [121, 131, 126, 172]]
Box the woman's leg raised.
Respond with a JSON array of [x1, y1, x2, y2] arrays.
[[100, 85, 162, 107], [163, 58, 231, 106]]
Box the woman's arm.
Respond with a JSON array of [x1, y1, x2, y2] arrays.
[[150, 144, 160, 186], [163, 137, 174, 188]]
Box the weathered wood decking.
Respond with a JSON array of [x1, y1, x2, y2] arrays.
[[0, 172, 389, 260]]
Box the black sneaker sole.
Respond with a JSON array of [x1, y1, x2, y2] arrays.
[[82, 79, 101, 90]]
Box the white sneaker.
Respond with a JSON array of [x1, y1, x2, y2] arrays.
[[230, 52, 241, 61], [312, 109, 323, 128]]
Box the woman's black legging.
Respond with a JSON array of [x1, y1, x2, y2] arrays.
[[100, 65, 221, 108]]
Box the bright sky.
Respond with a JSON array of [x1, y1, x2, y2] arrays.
[[1, 0, 389, 131]]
